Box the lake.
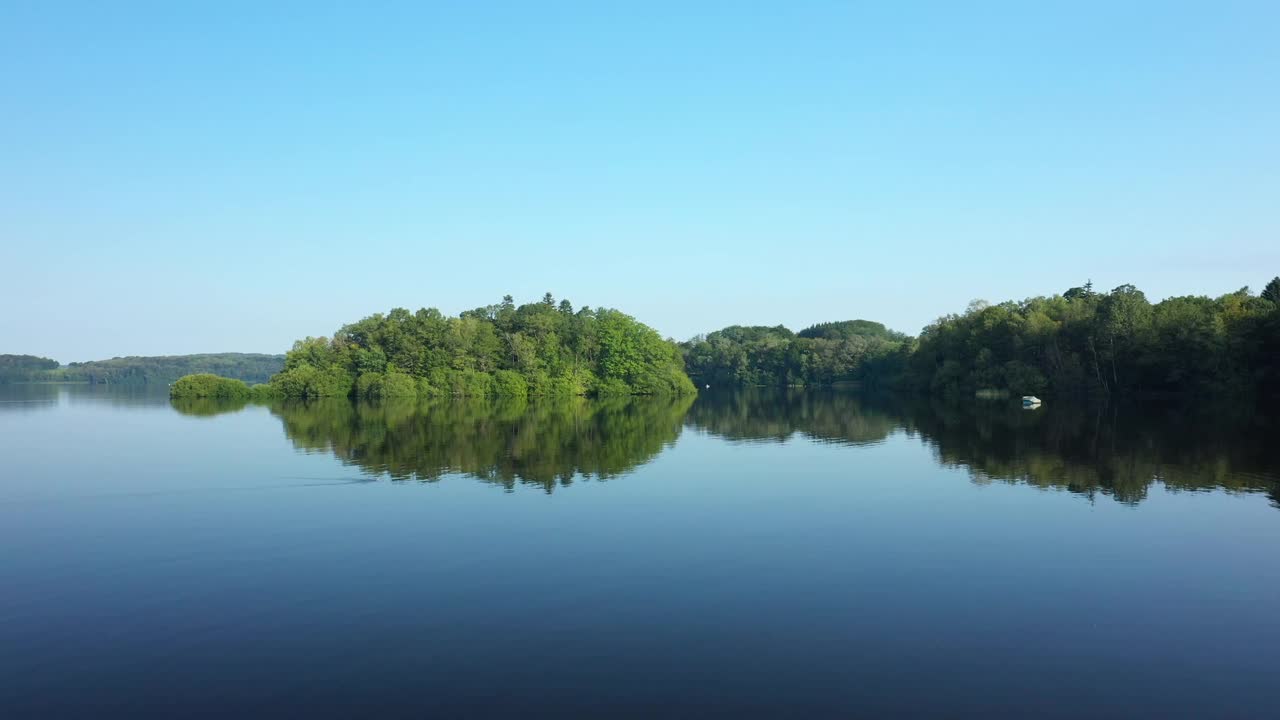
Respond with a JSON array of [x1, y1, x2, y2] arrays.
[[2, 384, 1278, 718]]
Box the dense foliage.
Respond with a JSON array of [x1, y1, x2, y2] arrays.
[[0, 353, 284, 385], [680, 320, 908, 388], [169, 373, 253, 399], [683, 277, 1280, 398], [906, 279, 1280, 396], [267, 294, 696, 399]]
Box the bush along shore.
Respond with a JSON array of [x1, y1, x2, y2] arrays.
[[169, 373, 278, 401]]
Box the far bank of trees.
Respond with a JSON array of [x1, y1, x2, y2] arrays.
[[0, 354, 60, 383], [904, 279, 1280, 397], [680, 320, 908, 388], [681, 277, 1280, 398], [1, 353, 283, 385]]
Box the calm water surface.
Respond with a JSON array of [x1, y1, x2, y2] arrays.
[[2, 385, 1278, 718]]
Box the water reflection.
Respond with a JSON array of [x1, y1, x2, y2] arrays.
[[0, 383, 61, 412], [162, 388, 1280, 507], [685, 390, 1280, 508], [899, 396, 1280, 507], [170, 397, 251, 417], [269, 395, 694, 492], [685, 388, 899, 446], [0, 383, 171, 412]]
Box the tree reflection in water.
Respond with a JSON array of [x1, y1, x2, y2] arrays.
[[270, 394, 694, 492], [171, 388, 1280, 507], [685, 389, 1280, 508], [895, 396, 1280, 507]]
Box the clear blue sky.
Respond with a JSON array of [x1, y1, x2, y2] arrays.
[[3, 1, 1277, 362]]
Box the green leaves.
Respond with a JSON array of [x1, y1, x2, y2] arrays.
[[909, 280, 1278, 396], [169, 374, 251, 399], [264, 296, 697, 399], [682, 323, 906, 388]]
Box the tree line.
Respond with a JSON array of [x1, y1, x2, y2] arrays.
[[0, 354, 60, 383], [28, 278, 1273, 400], [903, 277, 1280, 396], [683, 277, 1280, 397], [680, 320, 908, 388], [0, 353, 284, 385]]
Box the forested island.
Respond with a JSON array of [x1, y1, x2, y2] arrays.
[[168, 278, 1280, 401], [173, 294, 695, 400], [0, 353, 283, 385]]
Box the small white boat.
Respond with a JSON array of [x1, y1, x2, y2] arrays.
[[1022, 395, 1042, 407]]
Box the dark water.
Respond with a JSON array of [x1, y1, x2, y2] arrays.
[[2, 384, 1279, 718]]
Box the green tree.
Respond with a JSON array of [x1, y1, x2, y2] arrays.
[[1263, 276, 1280, 304]]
